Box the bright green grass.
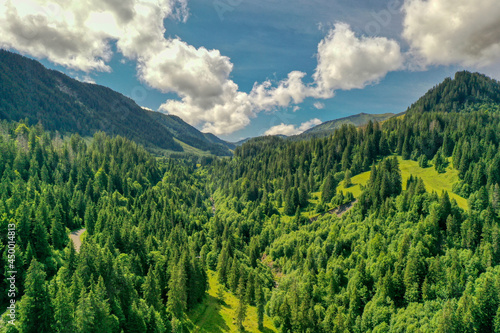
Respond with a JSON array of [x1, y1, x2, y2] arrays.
[[336, 156, 468, 210], [80, 230, 86, 242], [185, 271, 277, 333], [337, 172, 370, 198], [396, 157, 467, 209]]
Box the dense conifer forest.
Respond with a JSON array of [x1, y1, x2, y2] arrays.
[[1, 71, 500, 332]]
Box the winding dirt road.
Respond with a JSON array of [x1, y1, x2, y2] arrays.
[[69, 228, 86, 253]]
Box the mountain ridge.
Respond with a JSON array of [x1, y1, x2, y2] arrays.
[[0, 49, 233, 156], [407, 70, 500, 114], [296, 112, 397, 139]]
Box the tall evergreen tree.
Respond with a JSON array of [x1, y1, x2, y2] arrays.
[[53, 281, 75, 333], [321, 174, 336, 204], [143, 266, 162, 310], [236, 276, 247, 332], [19, 259, 54, 333], [167, 261, 187, 319]]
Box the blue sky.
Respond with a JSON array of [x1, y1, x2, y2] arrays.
[[2, 0, 500, 141]]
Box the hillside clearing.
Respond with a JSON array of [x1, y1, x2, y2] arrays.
[[185, 271, 277, 333], [336, 156, 468, 210]]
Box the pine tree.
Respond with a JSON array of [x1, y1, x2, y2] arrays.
[[19, 259, 54, 333], [284, 190, 295, 216], [402, 137, 411, 160], [418, 154, 429, 168], [24, 241, 36, 266], [91, 277, 118, 333], [474, 273, 499, 333], [245, 272, 255, 305], [298, 186, 308, 208], [279, 298, 292, 333], [344, 169, 352, 188], [51, 217, 67, 250], [167, 261, 187, 319], [64, 240, 78, 275], [439, 191, 452, 228], [236, 276, 247, 332], [145, 305, 166, 333], [217, 244, 230, 285], [54, 281, 75, 333], [321, 174, 336, 204], [291, 187, 300, 209], [125, 301, 147, 333], [434, 151, 446, 173], [32, 218, 51, 262], [75, 289, 94, 333], [341, 149, 350, 171], [217, 285, 225, 304], [493, 184, 500, 212], [255, 282, 265, 330], [143, 266, 162, 310]]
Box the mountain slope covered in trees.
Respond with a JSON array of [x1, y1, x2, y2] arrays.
[[0, 50, 232, 156], [206, 71, 500, 332], [406, 70, 500, 114], [298, 112, 396, 139], [0, 71, 499, 333], [147, 112, 234, 156]]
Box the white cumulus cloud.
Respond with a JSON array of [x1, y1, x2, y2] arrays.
[[264, 118, 322, 136], [313, 102, 325, 109], [0, 0, 404, 135], [403, 0, 500, 67], [0, 0, 188, 72], [160, 23, 403, 135], [313, 23, 404, 92]]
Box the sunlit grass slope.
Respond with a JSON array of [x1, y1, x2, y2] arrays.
[[337, 156, 468, 210], [185, 271, 277, 333]]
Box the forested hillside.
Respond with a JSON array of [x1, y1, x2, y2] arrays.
[[0, 51, 232, 156], [205, 71, 500, 332], [0, 123, 210, 332], [0, 71, 500, 333], [298, 112, 396, 140]]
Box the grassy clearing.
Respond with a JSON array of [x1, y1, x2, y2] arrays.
[[336, 156, 468, 210], [80, 230, 86, 242], [275, 155, 468, 222], [396, 157, 467, 209], [337, 171, 370, 198], [185, 271, 277, 333]]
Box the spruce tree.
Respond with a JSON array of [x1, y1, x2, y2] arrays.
[[217, 285, 225, 304], [284, 190, 295, 216], [54, 281, 75, 333], [19, 259, 54, 333], [51, 217, 67, 250], [402, 137, 411, 160], [143, 266, 162, 310], [91, 276, 118, 333], [167, 261, 187, 319], [321, 174, 336, 204], [255, 283, 265, 330], [344, 169, 352, 188], [75, 290, 94, 333], [236, 276, 247, 332]]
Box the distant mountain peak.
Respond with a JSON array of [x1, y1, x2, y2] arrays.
[[408, 71, 500, 113]]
